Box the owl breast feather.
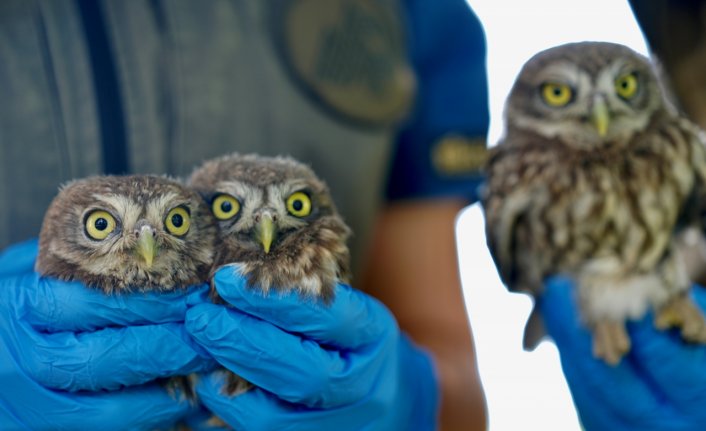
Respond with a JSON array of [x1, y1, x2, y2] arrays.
[[484, 118, 704, 294]]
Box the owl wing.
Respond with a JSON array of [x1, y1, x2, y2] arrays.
[[674, 120, 706, 285], [483, 143, 554, 296], [483, 138, 566, 350]]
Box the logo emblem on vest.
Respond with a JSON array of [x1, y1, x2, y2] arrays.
[[273, 0, 415, 127], [432, 135, 488, 176]]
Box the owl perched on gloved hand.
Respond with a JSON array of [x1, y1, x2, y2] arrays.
[[188, 153, 352, 393], [35, 175, 217, 401], [36, 175, 216, 293], [483, 42, 706, 364]]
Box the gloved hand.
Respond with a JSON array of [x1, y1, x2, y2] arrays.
[[0, 240, 216, 430], [542, 276, 706, 431], [184, 265, 439, 431]]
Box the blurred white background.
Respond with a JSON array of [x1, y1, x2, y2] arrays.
[[457, 1, 648, 429]]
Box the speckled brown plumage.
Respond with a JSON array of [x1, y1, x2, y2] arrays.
[[189, 153, 352, 302], [483, 42, 706, 364], [188, 152, 352, 395], [36, 175, 216, 293]]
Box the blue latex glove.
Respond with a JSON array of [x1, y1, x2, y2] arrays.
[[0, 240, 216, 430], [184, 265, 439, 431], [542, 276, 706, 431]]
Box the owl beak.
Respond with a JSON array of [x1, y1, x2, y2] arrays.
[[256, 213, 276, 254], [591, 96, 610, 138], [136, 226, 157, 267]]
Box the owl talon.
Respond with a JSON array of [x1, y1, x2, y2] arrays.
[[654, 306, 681, 330], [655, 294, 706, 343], [592, 321, 630, 365]]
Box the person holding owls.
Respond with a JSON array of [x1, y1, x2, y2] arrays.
[[0, 0, 488, 430]]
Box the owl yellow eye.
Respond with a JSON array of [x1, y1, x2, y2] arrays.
[[615, 73, 638, 99], [212, 194, 240, 220], [85, 210, 117, 240], [286, 192, 311, 217], [541, 83, 573, 107], [165, 206, 190, 236]]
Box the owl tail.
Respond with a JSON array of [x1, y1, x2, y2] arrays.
[[523, 304, 547, 351]]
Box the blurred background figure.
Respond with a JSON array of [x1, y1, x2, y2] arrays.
[[629, 0, 706, 129]]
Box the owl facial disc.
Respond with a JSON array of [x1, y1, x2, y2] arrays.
[[35, 174, 217, 293]]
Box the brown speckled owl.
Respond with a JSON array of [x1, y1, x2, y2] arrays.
[[188, 153, 352, 394], [483, 42, 706, 364], [189, 153, 352, 302], [36, 175, 216, 293]]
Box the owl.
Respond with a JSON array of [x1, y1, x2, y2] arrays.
[[35, 175, 217, 402], [189, 153, 352, 300], [188, 153, 352, 392], [483, 42, 706, 364], [36, 175, 216, 293]]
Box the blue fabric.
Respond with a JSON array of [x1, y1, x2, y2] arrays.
[[0, 240, 215, 430], [387, 0, 489, 202], [183, 265, 439, 430], [542, 276, 706, 431]]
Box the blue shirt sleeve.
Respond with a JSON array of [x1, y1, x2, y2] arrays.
[[386, 0, 489, 203]]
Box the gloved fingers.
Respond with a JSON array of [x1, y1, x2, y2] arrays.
[[559, 356, 692, 431], [541, 276, 672, 424], [627, 288, 706, 414], [55, 383, 193, 431], [0, 239, 38, 277], [0, 372, 192, 431], [193, 371, 384, 431], [14, 274, 210, 332], [19, 321, 215, 392], [179, 404, 232, 431], [186, 302, 395, 408], [395, 334, 439, 428], [212, 265, 396, 350]]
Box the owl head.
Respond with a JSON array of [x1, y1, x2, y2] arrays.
[[188, 153, 351, 298], [36, 175, 216, 292], [189, 153, 346, 260], [505, 42, 665, 149]]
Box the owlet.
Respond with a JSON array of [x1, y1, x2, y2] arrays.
[[189, 152, 352, 393], [483, 42, 706, 364]]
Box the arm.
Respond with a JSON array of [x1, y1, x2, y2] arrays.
[[362, 198, 487, 431], [367, 1, 489, 427]]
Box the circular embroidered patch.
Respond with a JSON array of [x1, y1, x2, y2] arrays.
[[272, 0, 415, 127]]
